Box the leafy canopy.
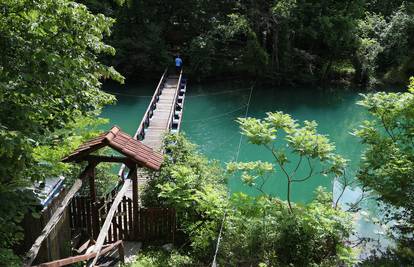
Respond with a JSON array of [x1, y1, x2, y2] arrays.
[[0, 0, 123, 263], [354, 77, 414, 263]]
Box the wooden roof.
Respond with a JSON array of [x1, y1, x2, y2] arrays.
[[62, 126, 163, 170]]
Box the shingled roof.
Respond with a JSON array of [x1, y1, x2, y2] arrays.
[[62, 126, 163, 170]]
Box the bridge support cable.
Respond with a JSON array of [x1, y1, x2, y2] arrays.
[[235, 82, 255, 162], [211, 84, 255, 267]]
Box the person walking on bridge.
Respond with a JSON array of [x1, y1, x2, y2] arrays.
[[175, 55, 183, 73]]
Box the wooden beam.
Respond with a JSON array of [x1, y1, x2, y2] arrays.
[[89, 168, 99, 239], [132, 168, 139, 239], [87, 168, 135, 267], [73, 239, 95, 255], [62, 143, 106, 163], [81, 155, 134, 164], [33, 240, 123, 267], [23, 163, 96, 267]]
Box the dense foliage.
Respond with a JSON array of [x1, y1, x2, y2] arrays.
[[219, 190, 353, 266], [355, 3, 414, 86], [354, 77, 414, 265], [81, 0, 413, 86], [0, 0, 122, 264], [140, 131, 354, 266], [129, 248, 194, 267], [142, 134, 228, 261]]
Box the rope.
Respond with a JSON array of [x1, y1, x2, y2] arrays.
[[211, 84, 255, 267], [187, 88, 252, 98], [184, 104, 247, 122]]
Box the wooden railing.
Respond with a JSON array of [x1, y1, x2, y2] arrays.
[[70, 195, 134, 243], [167, 69, 183, 131], [175, 78, 187, 132], [134, 68, 168, 140], [87, 178, 132, 267]]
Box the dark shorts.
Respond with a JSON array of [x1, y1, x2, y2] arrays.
[[176, 66, 182, 73]]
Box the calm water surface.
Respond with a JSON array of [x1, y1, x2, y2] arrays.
[[102, 81, 369, 204]]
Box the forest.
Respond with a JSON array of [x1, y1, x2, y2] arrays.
[[80, 0, 414, 86], [0, 0, 413, 266]]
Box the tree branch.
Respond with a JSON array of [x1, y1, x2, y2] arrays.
[[380, 113, 396, 142], [291, 157, 314, 182]]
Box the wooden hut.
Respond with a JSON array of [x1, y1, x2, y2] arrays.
[[23, 126, 165, 266]]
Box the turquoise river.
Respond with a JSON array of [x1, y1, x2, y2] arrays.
[[101, 80, 371, 206]]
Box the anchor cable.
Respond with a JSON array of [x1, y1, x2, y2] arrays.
[[211, 83, 255, 267], [103, 87, 252, 99]]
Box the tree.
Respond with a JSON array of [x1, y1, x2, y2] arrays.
[[228, 112, 347, 212], [354, 77, 414, 264], [0, 0, 122, 264], [355, 3, 414, 86], [220, 112, 355, 265]]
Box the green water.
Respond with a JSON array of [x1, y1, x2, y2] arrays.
[[102, 81, 368, 204]]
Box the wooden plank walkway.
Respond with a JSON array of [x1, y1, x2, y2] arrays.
[[123, 70, 187, 197], [141, 75, 179, 150]]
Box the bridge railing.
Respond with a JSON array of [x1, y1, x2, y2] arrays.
[[134, 68, 168, 140], [167, 69, 183, 131], [175, 77, 187, 132]]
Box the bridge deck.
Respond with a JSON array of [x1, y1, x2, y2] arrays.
[[124, 70, 187, 197], [141, 75, 179, 150]]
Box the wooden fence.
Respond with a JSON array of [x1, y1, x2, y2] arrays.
[[19, 188, 71, 265], [69, 194, 175, 244], [135, 207, 176, 244]]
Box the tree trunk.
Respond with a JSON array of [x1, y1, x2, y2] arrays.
[[272, 27, 280, 72]]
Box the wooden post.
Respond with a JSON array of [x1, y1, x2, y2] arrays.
[[131, 166, 139, 239], [88, 167, 99, 239], [87, 179, 132, 267], [118, 241, 125, 263]]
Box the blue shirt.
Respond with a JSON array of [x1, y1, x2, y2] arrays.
[[175, 57, 183, 67]]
